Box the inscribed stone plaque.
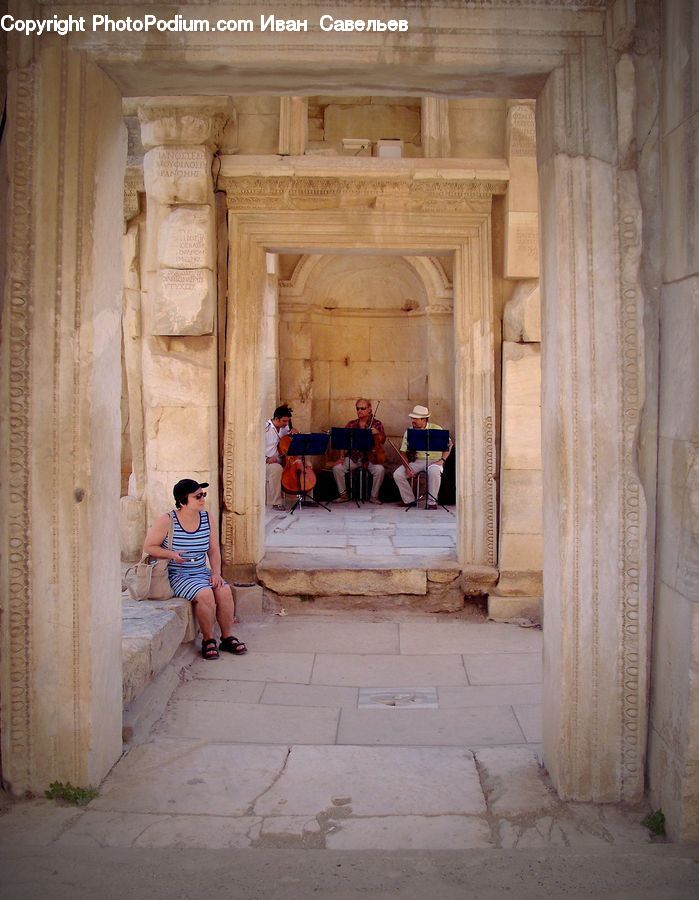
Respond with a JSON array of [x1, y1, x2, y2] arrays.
[[153, 268, 214, 335], [508, 106, 536, 158], [158, 207, 213, 269], [144, 146, 211, 204], [505, 212, 540, 279]]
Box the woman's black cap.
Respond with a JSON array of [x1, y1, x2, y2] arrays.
[[173, 479, 209, 502]]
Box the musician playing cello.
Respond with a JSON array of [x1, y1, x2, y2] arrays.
[[332, 398, 386, 505], [265, 404, 296, 510]]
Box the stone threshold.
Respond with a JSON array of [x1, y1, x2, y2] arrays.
[[256, 554, 499, 613]]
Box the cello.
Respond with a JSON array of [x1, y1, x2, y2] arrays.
[[278, 423, 317, 496]]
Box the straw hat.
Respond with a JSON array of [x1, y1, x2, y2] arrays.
[[408, 405, 430, 418]]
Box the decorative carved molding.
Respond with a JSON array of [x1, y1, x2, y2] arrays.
[[221, 175, 505, 211], [484, 415, 496, 565], [616, 171, 646, 799], [4, 64, 36, 790]]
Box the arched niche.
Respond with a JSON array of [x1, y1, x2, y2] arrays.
[[277, 253, 454, 441]]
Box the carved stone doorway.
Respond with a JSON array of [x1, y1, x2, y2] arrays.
[[218, 174, 503, 575]]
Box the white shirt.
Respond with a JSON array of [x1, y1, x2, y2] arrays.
[[265, 419, 290, 459]]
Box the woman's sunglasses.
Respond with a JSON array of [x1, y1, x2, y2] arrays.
[[194, 491, 207, 499]]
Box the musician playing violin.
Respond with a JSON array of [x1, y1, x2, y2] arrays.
[[265, 404, 297, 511], [332, 398, 386, 505], [393, 404, 451, 509]]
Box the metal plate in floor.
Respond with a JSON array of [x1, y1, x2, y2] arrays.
[[358, 687, 438, 709]]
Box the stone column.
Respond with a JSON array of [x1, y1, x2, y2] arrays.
[[137, 98, 233, 523], [421, 98, 450, 158], [1, 45, 125, 792], [537, 32, 650, 801]]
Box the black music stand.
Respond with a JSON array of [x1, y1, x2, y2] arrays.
[[405, 427, 451, 512], [286, 433, 331, 514], [331, 427, 373, 507]]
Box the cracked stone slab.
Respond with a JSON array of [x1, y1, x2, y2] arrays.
[[513, 703, 543, 742], [475, 746, 556, 816], [252, 745, 486, 817], [324, 814, 492, 850], [55, 810, 262, 849], [154, 700, 340, 744], [0, 800, 84, 848], [88, 740, 290, 816]]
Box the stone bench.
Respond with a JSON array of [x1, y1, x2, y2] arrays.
[[122, 598, 196, 708], [121, 585, 265, 743]]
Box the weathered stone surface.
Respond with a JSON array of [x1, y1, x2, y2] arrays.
[[257, 564, 426, 597], [152, 406, 212, 471], [157, 206, 213, 269], [460, 566, 500, 595], [143, 146, 212, 204], [153, 268, 214, 335], [504, 211, 540, 279], [252, 746, 485, 816], [232, 584, 265, 621], [121, 601, 189, 706], [503, 282, 541, 342], [325, 815, 492, 850], [137, 96, 234, 149], [120, 495, 146, 562], [475, 746, 554, 815], [488, 593, 543, 623]]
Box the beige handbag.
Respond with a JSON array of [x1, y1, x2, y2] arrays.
[[125, 513, 175, 601]]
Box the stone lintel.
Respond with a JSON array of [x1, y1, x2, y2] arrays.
[[219, 154, 509, 183]]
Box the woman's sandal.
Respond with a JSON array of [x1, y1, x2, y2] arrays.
[[219, 635, 247, 655], [201, 638, 220, 660]]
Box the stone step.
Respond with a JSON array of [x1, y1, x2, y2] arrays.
[[256, 556, 498, 613], [122, 598, 195, 710]]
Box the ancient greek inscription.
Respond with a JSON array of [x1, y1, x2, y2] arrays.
[[517, 224, 539, 260], [509, 108, 536, 157], [155, 148, 207, 180], [174, 230, 206, 267], [160, 268, 208, 297]]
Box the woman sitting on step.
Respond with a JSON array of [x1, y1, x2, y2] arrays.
[[142, 478, 247, 660]]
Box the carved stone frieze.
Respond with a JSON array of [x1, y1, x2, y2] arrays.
[[221, 175, 506, 212], [616, 168, 647, 799], [3, 64, 35, 791]]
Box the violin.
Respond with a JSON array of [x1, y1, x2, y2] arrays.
[[278, 420, 317, 495], [366, 401, 387, 466]]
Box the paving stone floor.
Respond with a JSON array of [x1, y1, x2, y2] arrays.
[[264, 503, 457, 567], [1, 612, 662, 859]]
